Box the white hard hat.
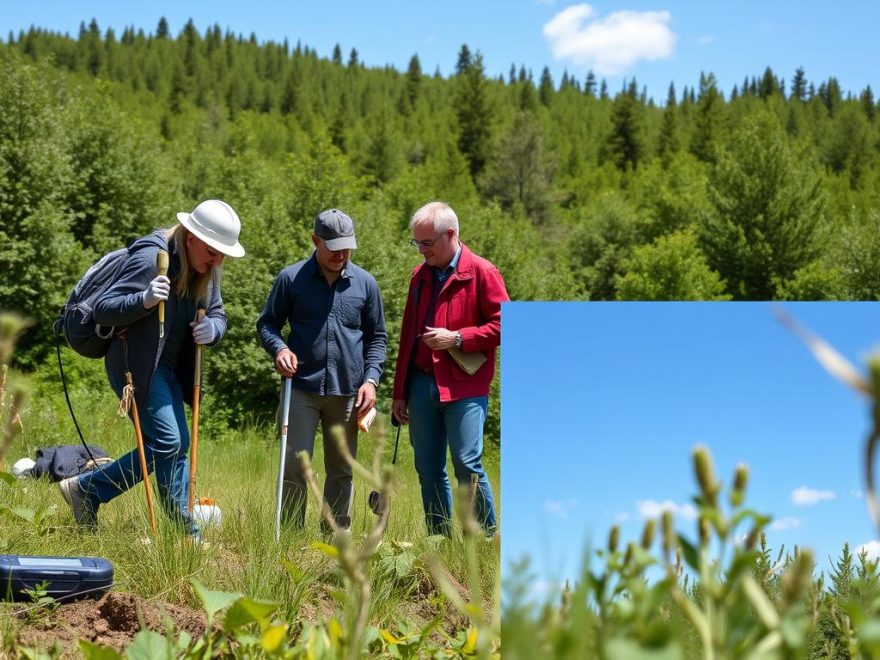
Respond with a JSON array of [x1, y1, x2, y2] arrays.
[[177, 199, 245, 257]]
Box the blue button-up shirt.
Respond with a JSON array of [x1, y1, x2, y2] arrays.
[[257, 253, 387, 396]]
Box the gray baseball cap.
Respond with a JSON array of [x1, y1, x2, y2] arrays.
[[314, 209, 357, 250]]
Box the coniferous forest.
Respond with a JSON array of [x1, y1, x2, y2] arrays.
[[2, 18, 880, 438]]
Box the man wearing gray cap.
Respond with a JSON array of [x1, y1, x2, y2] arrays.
[[257, 209, 387, 532]]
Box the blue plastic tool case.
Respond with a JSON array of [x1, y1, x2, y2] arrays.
[[0, 554, 113, 602]]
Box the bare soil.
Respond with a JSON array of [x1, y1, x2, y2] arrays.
[[10, 591, 205, 657]]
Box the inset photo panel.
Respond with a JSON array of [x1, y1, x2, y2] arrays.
[[501, 301, 880, 658]]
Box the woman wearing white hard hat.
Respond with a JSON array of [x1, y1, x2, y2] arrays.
[[58, 200, 244, 540]]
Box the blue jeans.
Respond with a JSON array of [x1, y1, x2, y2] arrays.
[[78, 364, 197, 535], [408, 371, 497, 536]]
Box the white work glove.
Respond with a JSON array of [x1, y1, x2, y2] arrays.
[[142, 275, 170, 309], [190, 315, 218, 345]]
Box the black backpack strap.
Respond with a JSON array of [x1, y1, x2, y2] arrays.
[[53, 319, 98, 466]]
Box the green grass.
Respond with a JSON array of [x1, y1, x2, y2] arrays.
[[1, 372, 500, 653]]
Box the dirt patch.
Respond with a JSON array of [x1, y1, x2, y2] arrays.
[[12, 591, 205, 656]]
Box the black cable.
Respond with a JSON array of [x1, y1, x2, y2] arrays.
[[53, 319, 98, 466]]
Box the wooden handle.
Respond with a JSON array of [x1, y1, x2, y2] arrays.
[[157, 250, 169, 338], [127, 372, 157, 535], [188, 308, 206, 514]]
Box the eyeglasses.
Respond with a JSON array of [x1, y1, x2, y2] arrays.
[[409, 234, 445, 249]]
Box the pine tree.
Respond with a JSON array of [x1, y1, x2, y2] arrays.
[[758, 67, 781, 98], [538, 67, 554, 107], [347, 48, 358, 68], [691, 72, 724, 164], [791, 67, 807, 101], [657, 82, 680, 164], [584, 71, 596, 97], [156, 17, 169, 39], [455, 52, 492, 178], [332, 43, 342, 65], [604, 79, 644, 171], [405, 54, 421, 107], [455, 44, 472, 75], [508, 64, 516, 85], [83, 18, 103, 76], [599, 79, 608, 100], [280, 62, 301, 114], [818, 77, 842, 116], [860, 85, 875, 121], [701, 112, 825, 299]]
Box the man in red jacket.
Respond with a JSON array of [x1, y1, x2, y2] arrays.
[[392, 201, 509, 536]]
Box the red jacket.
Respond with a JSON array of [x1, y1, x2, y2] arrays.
[[393, 243, 509, 403]]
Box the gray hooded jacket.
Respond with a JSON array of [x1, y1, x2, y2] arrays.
[[93, 231, 226, 413]]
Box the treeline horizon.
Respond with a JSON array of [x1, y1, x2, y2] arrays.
[[2, 17, 880, 435], [7, 17, 877, 105]]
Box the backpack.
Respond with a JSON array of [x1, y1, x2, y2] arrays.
[[55, 233, 165, 358], [56, 248, 130, 358]]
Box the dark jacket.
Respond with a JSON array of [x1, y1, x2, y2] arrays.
[[392, 243, 508, 403], [93, 231, 226, 412], [256, 253, 386, 397]]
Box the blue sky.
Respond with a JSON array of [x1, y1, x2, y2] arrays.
[[2, 2, 877, 103], [502, 302, 880, 598]]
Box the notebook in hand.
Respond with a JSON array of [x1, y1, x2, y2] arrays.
[[448, 346, 487, 376]]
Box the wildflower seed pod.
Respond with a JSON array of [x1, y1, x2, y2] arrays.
[[608, 524, 620, 553], [869, 352, 880, 396], [731, 463, 749, 507], [745, 526, 760, 550], [641, 518, 656, 550], [698, 515, 710, 547], [624, 541, 634, 566], [782, 549, 814, 606], [662, 510, 675, 555], [693, 445, 719, 506]]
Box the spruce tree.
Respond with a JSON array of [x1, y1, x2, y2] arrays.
[[455, 44, 472, 75], [791, 67, 807, 101], [701, 112, 825, 299], [658, 82, 680, 164], [604, 79, 644, 171], [538, 67, 554, 106], [584, 70, 596, 97], [405, 54, 421, 107], [860, 85, 875, 121], [758, 67, 781, 98], [455, 52, 492, 178], [691, 72, 724, 164], [332, 43, 342, 65]]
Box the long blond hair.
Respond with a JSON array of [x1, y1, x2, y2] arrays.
[[164, 224, 216, 305]]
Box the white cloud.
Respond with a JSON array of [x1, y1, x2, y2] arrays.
[[636, 499, 698, 521], [769, 517, 802, 531], [695, 35, 714, 46], [543, 4, 677, 75], [614, 511, 630, 523], [858, 540, 880, 560], [529, 579, 564, 600], [535, 0, 557, 5], [545, 498, 578, 519], [792, 487, 835, 506], [851, 489, 864, 499]]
